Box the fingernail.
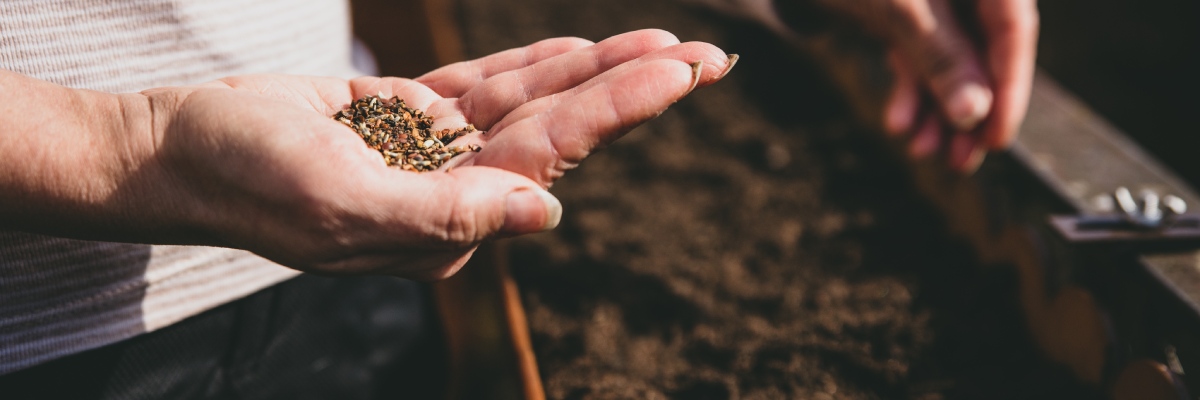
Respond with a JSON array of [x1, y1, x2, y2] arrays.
[[502, 187, 562, 234], [946, 83, 992, 131], [688, 61, 704, 93], [717, 54, 739, 80]]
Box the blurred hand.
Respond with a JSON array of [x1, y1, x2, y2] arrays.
[[126, 29, 733, 280], [696, 0, 1038, 172], [817, 0, 1040, 172]]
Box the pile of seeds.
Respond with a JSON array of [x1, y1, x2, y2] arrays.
[[333, 94, 481, 172]]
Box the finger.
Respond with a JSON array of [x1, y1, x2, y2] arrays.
[[885, 50, 920, 136], [977, 0, 1039, 149], [348, 76, 448, 113], [486, 42, 733, 135], [908, 112, 942, 158], [948, 131, 986, 173], [325, 166, 561, 279], [458, 29, 683, 130], [396, 166, 560, 240], [890, 0, 994, 131], [472, 59, 697, 185], [415, 36, 594, 98]]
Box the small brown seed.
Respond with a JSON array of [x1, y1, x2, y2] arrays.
[[331, 94, 482, 172]]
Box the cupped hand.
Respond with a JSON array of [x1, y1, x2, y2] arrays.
[[127, 29, 733, 280]]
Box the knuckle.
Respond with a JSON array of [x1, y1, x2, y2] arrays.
[[679, 41, 729, 66], [434, 207, 483, 246], [424, 185, 488, 248]]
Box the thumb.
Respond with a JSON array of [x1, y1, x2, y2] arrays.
[[302, 166, 561, 280], [381, 166, 562, 248], [888, 0, 994, 131]]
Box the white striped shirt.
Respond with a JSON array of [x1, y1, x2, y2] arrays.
[[0, 0, 361, 374]]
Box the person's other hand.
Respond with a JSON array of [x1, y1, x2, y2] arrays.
[[118, 29, 732, 280], [704, 0, 1038, 172], [819, 0, 1040, 172]]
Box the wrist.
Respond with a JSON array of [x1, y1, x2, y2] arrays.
[[101, 88, 221, 244], [0, 70, 204, 243]]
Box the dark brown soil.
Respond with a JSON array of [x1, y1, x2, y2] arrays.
[[457, 1, 1106, 399]]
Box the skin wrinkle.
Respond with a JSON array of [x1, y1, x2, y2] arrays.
[[141, 90, 177, 157], [511, 69, 534, 125], [597, 81, 628, 140], [280, 76, 358, 115], [292, 81, 328, 114], [576, 81, 620, 160], [415, 170, 488, 247], [435, 180, 480, 246], [261, 77, 330, 115], [492, 86, 561, 138], [530, 113, 569, 184], [136, 90, 220, 238], [458, 91, 479, 129], [519, 44, 535, 82], [466, 58, 488, 92], [110, 94, 154, 190]]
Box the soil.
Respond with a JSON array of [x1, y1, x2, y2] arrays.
[[456, 1, 1106, 399]]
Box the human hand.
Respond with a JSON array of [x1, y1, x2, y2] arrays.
[[824, 0, 1040, 172], [717, 0, 1037, 172], [115, 29, 733, 280]]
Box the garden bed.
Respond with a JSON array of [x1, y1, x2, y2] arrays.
[[457, 1, 1104, 398]]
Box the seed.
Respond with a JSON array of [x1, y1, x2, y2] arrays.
[[331, 94, 482, 172]]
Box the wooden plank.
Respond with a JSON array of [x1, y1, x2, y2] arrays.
[[1014, 74, 1200, 215]]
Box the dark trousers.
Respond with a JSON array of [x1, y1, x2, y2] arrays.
[[0, 274, 446, 400]]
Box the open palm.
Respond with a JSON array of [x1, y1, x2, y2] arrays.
[[135, 30, 732, 279]]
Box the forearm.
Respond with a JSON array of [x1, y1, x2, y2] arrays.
[[0, 70, 168, 241]]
